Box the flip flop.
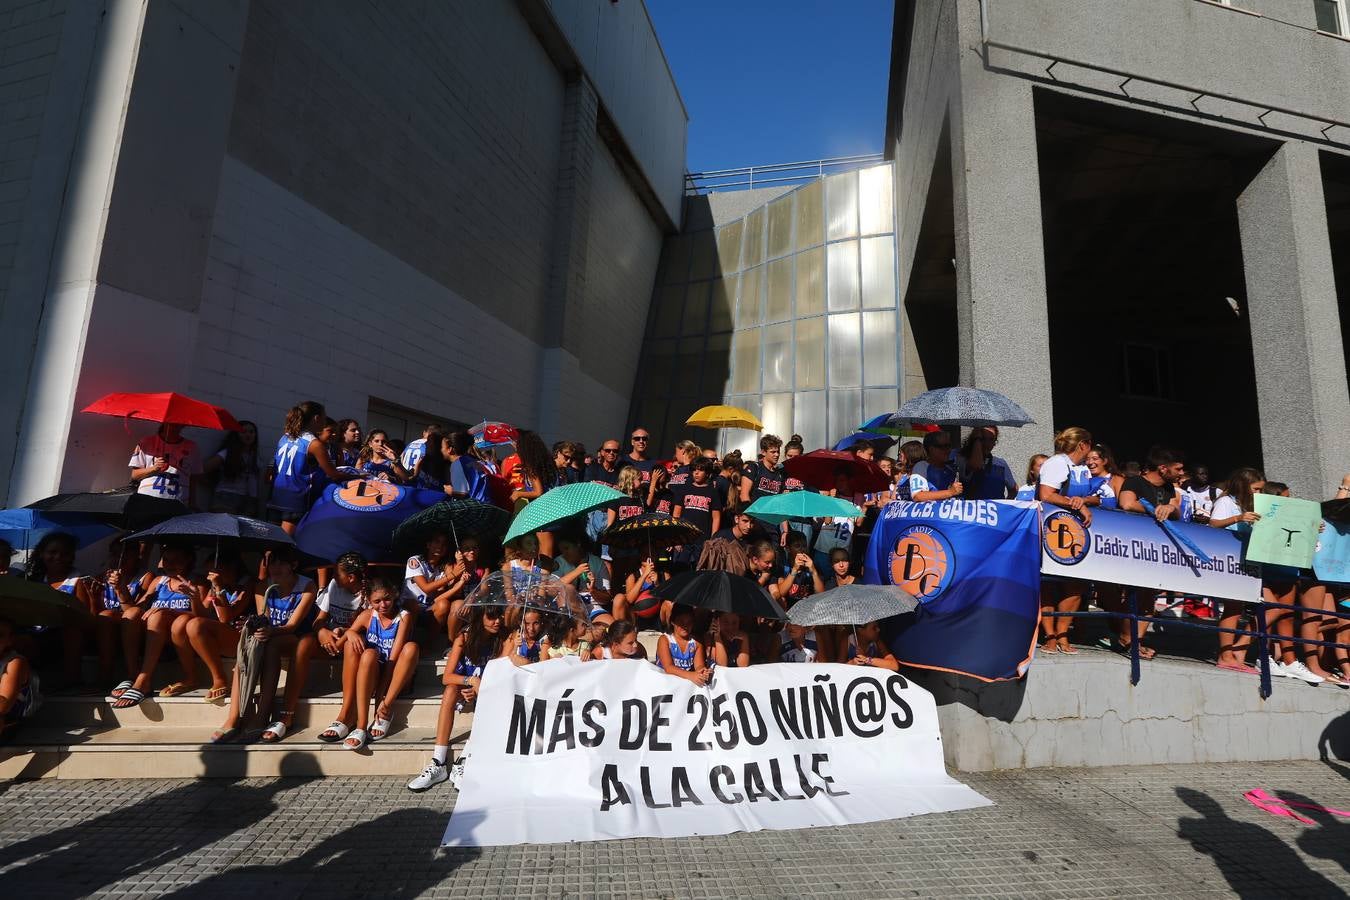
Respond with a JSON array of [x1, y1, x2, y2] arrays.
[[203, 686, 229, 703], [1058, 640, 1079, 656], [158, 682, 198, 698], [318, 721, 350, 743], [344, 728, 369, 751], [210, 727, 239, 744], [260, 719, 289, 743], [111, 688, 145, 709], [1039, 641, 1059, 655], [105, 680, 133, 702], [370, 716, 393, 742]]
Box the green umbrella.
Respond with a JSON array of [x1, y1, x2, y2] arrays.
[[745, 492, 862, 524], [391, 498, 511, 558], [503, 482, 624, 545], [0, 575, 90, 628]]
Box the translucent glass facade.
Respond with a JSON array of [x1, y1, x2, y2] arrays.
[[633, 163, 901, 458]]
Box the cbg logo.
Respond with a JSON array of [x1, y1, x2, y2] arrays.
[[333, 479, 404, 511], [1042, 511, 1090, 564], [888, 525, 955, 602]]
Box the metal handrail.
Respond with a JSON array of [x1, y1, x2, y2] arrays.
[[1046, 592, 1350, 699], [685, 153, 886, 195]]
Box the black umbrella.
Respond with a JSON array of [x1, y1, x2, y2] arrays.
[[391, 498, 512, 557], [649, 570, 785, 620], [0, 575, 90, 627], [599, 513, 703, 550], [126, 513, 295, 553], [26, 487, 187, 530]]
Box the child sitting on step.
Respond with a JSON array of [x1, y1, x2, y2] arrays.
[[0, 616, 40, 742], [338, 577, 420, 751]]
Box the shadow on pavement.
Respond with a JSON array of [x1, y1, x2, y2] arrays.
[[160, 806, 485, 898], [1175, 786, 1341, 898], [0, 750, 318, 897], [1275, 789, 1350, 876]]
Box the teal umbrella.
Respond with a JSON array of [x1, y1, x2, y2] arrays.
[[503, 482, 624, 545], [745, 492, 862, 524]]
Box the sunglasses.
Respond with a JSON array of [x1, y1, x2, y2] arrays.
[[631, 436, 649, 442], [600, 448, 619, 454]]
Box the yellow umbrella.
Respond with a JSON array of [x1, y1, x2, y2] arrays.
[[685, 405, 764, 431]]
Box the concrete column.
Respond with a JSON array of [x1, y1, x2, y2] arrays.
[[6, 0, 249, 504], [948, 59, 1054, 469], [536, 76, 599, 443], [1237, 141, 1350, 500]]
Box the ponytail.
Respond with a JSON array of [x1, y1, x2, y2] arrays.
[[284, 400, 325, 439]]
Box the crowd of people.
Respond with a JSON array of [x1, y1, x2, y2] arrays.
[[3, 400, 1348, 780]]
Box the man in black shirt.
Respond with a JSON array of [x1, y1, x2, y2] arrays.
[[1119, 445, 1185, 522], [739, 434, 785, 505], [621, 427, 656, 485], [587, 439, 622, 488], [712, 510, 758, 545]]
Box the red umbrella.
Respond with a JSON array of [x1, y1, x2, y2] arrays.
[[83, 392, 241, 431], [783, 450, 891, 493]]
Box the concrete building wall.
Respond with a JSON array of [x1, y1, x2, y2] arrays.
[[1, 0, 681, 503]]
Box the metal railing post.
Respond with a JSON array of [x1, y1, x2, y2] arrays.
[[1127, 588, 1141, 686], [1255, 602, 1272, 700]]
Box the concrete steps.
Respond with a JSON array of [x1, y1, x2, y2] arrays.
[[1, 657, 468, 780], [0, 721, 471, 780]]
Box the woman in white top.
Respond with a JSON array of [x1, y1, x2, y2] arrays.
[[1207, 467, 1264, 673], [1037, 427, 1098, 655]]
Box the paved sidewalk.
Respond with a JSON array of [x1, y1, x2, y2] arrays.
[[2, 760, 1347, 898]]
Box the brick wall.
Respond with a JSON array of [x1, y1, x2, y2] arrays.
[[188, 156, 545, 453], [226, 0, 565, 346]]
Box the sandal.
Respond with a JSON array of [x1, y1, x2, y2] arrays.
[[370, 703, 392, 742], [318, 721, 350, 743], [260, 716, 291, 743], [1057, 638, 1079, 656], [203, 685, 229, 703], [210, 727, 239, 744], [158, 681, 198, 698], [1039, 640, 1059, 655], [111, 688, 145, 709], [1117, 641, 1156, 660], [344, 728, 369, 751], [106, 680, 133, 701]]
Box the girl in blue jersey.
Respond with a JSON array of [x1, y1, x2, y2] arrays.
[[1036, 427, 1097, 656], [1086, 445, 1122, 510], [22, 532, 91, 688], [408, 604, 507, 791], [183, 553, 254, 703], [267, 401, 345, 533], [211, 547, 317, 743], [0, 616, 38, 741], [111, 544, 205, 708], [846, 621, 900, 671], [656, 605, 710, 685], [504, 609, 545, 665], [1016, 455, 1049, 502], [330, 419, 363, 471], [355, 430, 412, 482], [339, 577, 420, 750], [93, 539, 148, 689]]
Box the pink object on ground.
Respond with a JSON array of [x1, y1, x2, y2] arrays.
[[1243, 788, 1350, 825]]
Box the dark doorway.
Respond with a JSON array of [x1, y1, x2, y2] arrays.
[[902, 118, 959, 398], [1322, 150, 1350, 393], [1034, 90, 1275, 475]]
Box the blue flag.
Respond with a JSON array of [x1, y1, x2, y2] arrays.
[[295, 479, 447, 563], [864, 500, 1041, 682]]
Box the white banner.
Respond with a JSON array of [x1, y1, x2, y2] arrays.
[[441, 657, 991, 847]]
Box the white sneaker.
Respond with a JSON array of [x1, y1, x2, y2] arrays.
[[448, 760, 466, 789], [1268, 657, 1287, 677], [1281, 660, 1324, 684], [407, 760, 449, 792]]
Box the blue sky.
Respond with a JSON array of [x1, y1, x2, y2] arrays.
[[646, 0, 895, 173]]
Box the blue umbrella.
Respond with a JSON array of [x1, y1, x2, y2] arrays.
[[831, 432, 896, 453], [0, 509, 115, 551], [885, 387, 1035, 428], [126, 513, 295, 553]]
